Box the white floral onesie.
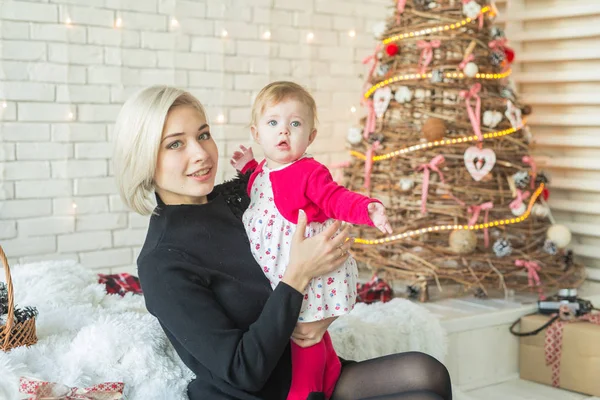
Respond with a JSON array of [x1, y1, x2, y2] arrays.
[[242, 164, 358, 322]]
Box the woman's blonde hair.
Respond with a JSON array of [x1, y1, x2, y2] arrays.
[[251, 81, 318, 127], [112, 85, 207, 215]]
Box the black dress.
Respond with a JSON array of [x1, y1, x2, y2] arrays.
[[137, 176, 303, 399]]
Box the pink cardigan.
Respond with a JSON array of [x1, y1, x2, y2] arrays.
[[241, 157, 380, 226]]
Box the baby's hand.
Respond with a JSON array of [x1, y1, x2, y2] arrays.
[[230, 145, 254, 171], [368, 202, 393, 234]]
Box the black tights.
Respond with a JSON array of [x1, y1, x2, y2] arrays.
[[331, 352, 452, 400]]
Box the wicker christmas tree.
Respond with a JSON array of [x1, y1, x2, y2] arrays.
[[341, 0, 585, 301]]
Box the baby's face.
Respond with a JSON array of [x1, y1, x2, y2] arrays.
[[252, 98, 316, 169]]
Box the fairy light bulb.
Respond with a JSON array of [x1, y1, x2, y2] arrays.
[[306, 32, 314, 42], [350, 106, 356, 113], [115, 17, 122, 28], [170, 18, 179, 28], [221, 29, 228, 38], [263, 31, 271, 40], [348, 30, 356, 38], [216, 114, 225, 124], [1, 101, 7, 109], [65, 17, 72, 26], [68, 111, 74, 120]]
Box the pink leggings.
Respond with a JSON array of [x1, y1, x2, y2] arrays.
[[287, 331, 341, 400]]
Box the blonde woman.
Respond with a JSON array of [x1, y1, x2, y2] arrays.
[[112, 85, 452, 400]]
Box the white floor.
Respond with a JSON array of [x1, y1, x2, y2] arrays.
[[463, 379, 600, 400]]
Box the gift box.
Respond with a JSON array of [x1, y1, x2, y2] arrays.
[[519, 313, 600, 396]]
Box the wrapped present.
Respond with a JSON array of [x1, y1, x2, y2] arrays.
[[19, 377, 124, 400], [519, 312, 600, 396], [356, 274, 393, 304]]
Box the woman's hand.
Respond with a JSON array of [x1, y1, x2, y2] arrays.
[[281, 210, 353, 294], [291, 317, 337, 348]]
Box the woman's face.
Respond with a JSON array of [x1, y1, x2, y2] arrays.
[[154, 105, 218, 205]]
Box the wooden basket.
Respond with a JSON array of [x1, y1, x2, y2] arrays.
[[0, 245, 37, 352]]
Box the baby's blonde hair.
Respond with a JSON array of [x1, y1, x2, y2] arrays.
[[112, 85, 207, 215], [251, 81, 318, 127]]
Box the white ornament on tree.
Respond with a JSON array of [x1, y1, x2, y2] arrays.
[[372, 22, 386, 39], [464, 146, 496, 181], [483, 110, 502, 128], [547, 224, 572, 248], [376, 64, 389, 77], [505, 100, 522, 129], [511, 203, 526, 217], [532, 203, 550, 218], [463, 62, 479, 78], [347, 127, 363, 145], [394, 86, 412, 103], [399, 178, 414, 191], [373, 87, 392, 118], [463, 0, 482, 19]]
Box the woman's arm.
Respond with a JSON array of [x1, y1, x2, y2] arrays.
[[140, 250, 303, 393]]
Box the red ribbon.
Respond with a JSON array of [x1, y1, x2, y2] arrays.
[[458, 53, 475, 70], [545, 307, 600, 388], [396, 0, 407, 23], [468, 201, 493, 247], [362, 44, 382, 80], [417, 40, 441, 74], [364, 141, 381, 190], [460, 83, 483, 142], [362, 99, 376, 139], [514, 259, 541, 287], [509, 189, 530, 212], [522, 155, 537, 189], [19, 378, 124, 400]]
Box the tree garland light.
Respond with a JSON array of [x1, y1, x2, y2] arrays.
[[355, 184, 545, 245]]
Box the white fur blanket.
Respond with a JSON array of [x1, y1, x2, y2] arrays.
[[0, 261, 446, 400]]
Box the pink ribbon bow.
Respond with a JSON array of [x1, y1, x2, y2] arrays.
[[468, 201, 494, 247], [459, 53, 475, 70], [362, 44, 382, 80], [509, 189, 530, 211], [364, 141, 381, 190], [416, 155, 445, 214], [417, 40, 441, 74], [515, 259, 541, 287], [522, 156, 537, 189], [396, 0, 407, 23], [19, 377, 124, 400], [362, 99, 376, 139], [488, 38, 508, 51], [459, 83, 483, 142]]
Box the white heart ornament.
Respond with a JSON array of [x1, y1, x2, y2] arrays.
[[464, 146, 496, 181], [483, 110, 502, 128], [373, 87, 392, 118]]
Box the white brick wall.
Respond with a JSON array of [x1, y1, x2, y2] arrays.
[[0, 0, 386, 273]]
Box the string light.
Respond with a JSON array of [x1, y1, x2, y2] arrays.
[[351, 122, 526, 162], [350, 106, 357, 113], [221, 29, 228, 38], [114, 17, 122, 28], [382, 6, 491, 45], [67, 111, 74, 120], [355, 184, 545, 245], [363, 69, 512, 98], [262, 31, 271, 40], [65, 17, 72, 26], [72, 203, 78, 209], [170, 18, 179, 28], [349, 30, 356, 38], [1, 101, 7, 109], [306, 32, 314, 42], [216, 114, 225, 124]]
